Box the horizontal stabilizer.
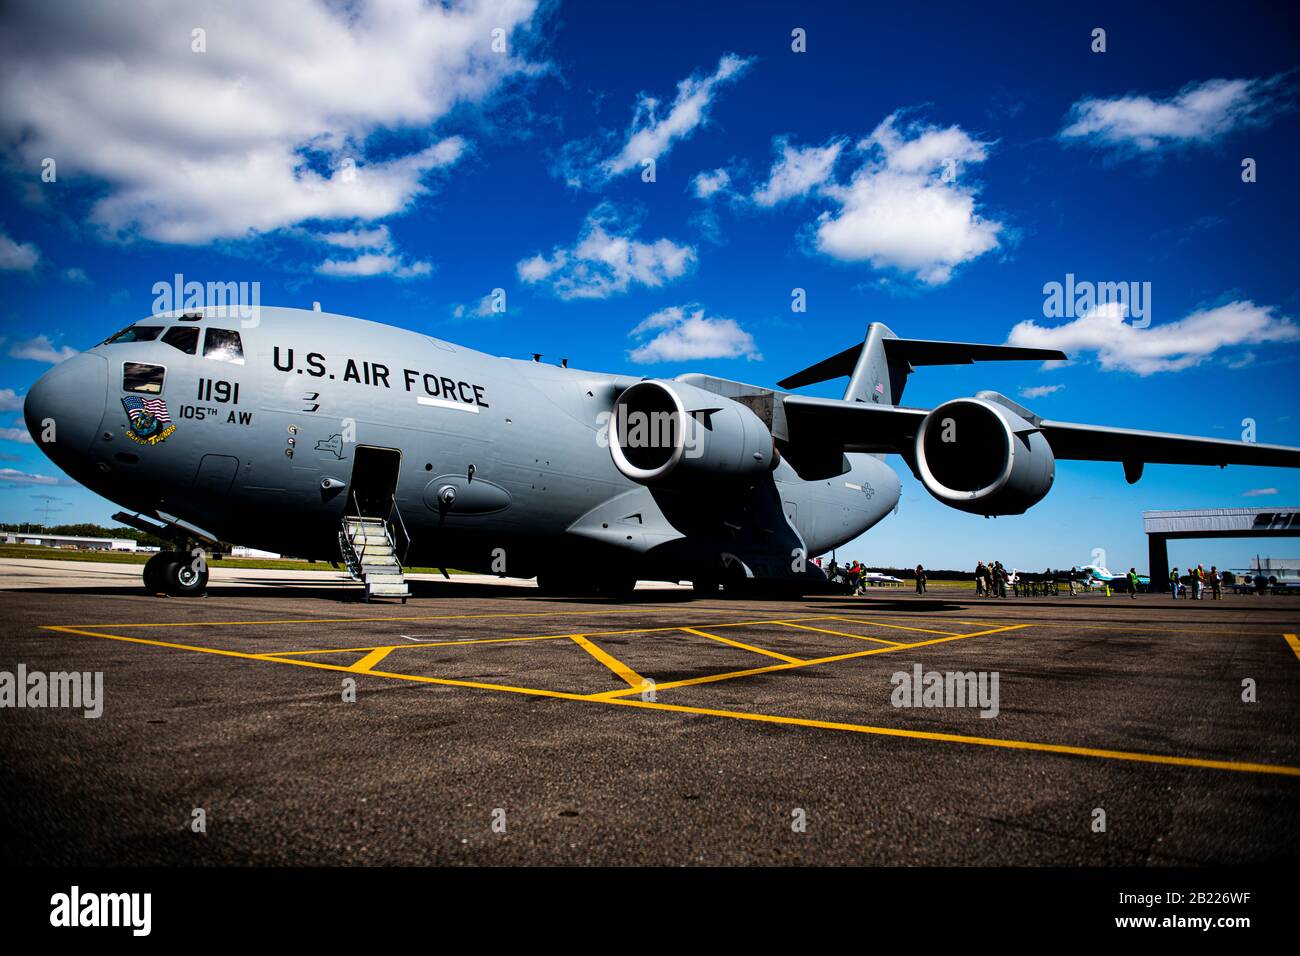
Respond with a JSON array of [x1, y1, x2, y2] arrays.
[[778, 335, 1066, 391]]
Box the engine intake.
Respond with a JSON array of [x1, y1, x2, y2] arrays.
[[914, 397, 1055, 515], [609, 380, 775, 484]]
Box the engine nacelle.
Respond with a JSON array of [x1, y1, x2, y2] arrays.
[[609, 380, 775, 484], [914, 397, 1055, 515]]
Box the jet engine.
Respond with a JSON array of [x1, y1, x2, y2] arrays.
[[914, 397, 1055, 515], [609, 380, 775, 484]]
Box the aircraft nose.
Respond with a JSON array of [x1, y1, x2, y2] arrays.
[[23, 352, 108, 457]]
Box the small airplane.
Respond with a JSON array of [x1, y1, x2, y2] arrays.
[[860, 571, 905, 586], [22, 306, 1300, 599], [1080, 564, 1151, 590]]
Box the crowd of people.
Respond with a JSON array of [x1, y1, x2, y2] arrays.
[[1167, 564, 1225, 600], [813, 556, 1274, 599]]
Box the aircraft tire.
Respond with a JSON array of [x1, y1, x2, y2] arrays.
[[161, 552, 209, 597], [142, 551, 174, 594]]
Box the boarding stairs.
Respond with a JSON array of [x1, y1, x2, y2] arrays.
[[339, 499, 411, 603]]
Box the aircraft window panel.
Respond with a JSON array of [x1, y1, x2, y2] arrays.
[[102, 325, 163, 345], [203, 328, 244, 364], [122, 362, 166, 395], [161, 326, 199, 354]]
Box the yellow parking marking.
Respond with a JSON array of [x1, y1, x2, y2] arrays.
[[602, 697, 1300, 779], [350, 647, 395, 672], [267, 634, 572, 657], [826, 616, 964, 637], [678, 627, 803, 663], [590, 624, 1032, 699], [40, 624, 1300, 779], [570, 635, 645, 689], [1286, 633, 1300, 664], [775, 622, 905, 646], [67, 607, 671, 629]]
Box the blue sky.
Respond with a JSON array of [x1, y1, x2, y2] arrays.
[[1, 0, 1297, 572]]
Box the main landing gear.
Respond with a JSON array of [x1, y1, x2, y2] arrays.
[[142, 550, 210, 597]]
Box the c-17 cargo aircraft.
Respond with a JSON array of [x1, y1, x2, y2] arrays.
[[22, 306, 1300, 600]]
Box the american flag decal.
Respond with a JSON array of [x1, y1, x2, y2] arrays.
[[121, 396, 177, 445], [874, 382, 884, 394]]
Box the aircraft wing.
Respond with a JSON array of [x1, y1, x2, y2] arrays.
[[780, 394, 1300, 469]]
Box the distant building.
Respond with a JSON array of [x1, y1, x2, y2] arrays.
[[1144, 508, 1300, 585], [230, 545, 281, 559], [4, 533, 137, 551]]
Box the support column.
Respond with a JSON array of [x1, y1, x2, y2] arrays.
[[1147, 534, 1169, 593]]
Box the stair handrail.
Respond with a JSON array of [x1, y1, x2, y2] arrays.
[[388, 493, 411, 567], [347, 490, 371, 565]]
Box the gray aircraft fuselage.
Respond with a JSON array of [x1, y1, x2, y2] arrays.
[[24, 306, 897, 584]]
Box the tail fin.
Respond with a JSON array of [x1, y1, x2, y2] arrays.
[[777, 323, 1067, 406]]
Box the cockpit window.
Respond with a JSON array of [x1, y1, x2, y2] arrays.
[[203, 328, 244, 364], [102, 325, 162, 345], [123, 362, 165, 395], [161, 326, 199, 355]]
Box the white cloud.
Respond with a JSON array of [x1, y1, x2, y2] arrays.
[[314, 223, 431, 278], [811, 114, 1002, 285], [318, 225, 393, 251], [691, 168, 731, 200], [8, 335, 78, 364], [1242, 487, 1278, 497], [1019, 384, 1064, 399], [1007, 300, 1299, 375], [1060, 74, 1291, 154], [0, 427, 33, 444], [516, 205, 696, 300], [0, 467, 55, 484], [0, 388, 24, 412], [451, 293, 500, 320], [0, 1, 541, 244], [752, 138, 844, 206], [316, 253, 431, 279], [0, 230, 39, 271], [628, 305, 760, 364], [61, 267, 90, 285], [602, 54, 753, 179]]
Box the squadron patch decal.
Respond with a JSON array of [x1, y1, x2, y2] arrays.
[[121, 396, 177, 446]]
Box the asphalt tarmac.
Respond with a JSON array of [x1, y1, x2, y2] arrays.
[[1, 559, 1297, 865]]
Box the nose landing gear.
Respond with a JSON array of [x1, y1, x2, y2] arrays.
[[142, 549, 210, 597]]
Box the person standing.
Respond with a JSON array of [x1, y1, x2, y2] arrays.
[[1126, 567, 1140, 598], [1068, 566, 1079, 596], [975, 561, 987, 597], [1194, 564, 1205, 600], [1169, 567, 1180, 599], [1209, 565, 1222, 600], [915, 564, 927, 594]]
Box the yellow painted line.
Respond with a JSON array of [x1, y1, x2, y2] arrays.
[[267, 634, 571, 657], [1286, 633, 1300, 664], [350, 647, 396, 672], [825, 616, 964, 637], [59, 607, 654, 630], [563, 615, 841, 639], [45, 625, 584, 699], [569, 635, 645, 689], [678, 627, 803, 663], [599, 697, 1300, 779], [590, 624, 1032, 699], [775, 622, 906, 646], [41, 625, 1300, 778]]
